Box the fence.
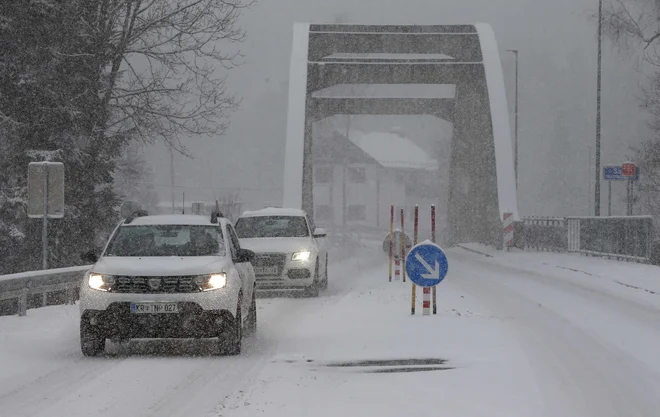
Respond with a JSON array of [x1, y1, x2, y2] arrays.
[[0, 265, 89, 316], [567, 216, 653, 262], [519, 217, 567, 252], [518, 215, 654, 264]]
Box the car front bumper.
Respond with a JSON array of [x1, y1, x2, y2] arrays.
[[253, 259, 317, 291], [79, 280, 241, 315], [81, 302, 236, 339]]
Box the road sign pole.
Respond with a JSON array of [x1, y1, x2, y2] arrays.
[[389, 205, 394, 282], [627, 178, 634, 215], [431, 205, 437, 315], [631, 180, 635, 215], [42, 164, 49, 270], [626, 179, 631, 216], [608, 180, 612, 216]]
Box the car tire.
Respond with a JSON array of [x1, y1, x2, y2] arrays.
[[219, 299, 242, 355], [304, 260, 320, 297], [320, 255, 329, 290], [245, 290, 257, 336], [80, 319, 105, 357]]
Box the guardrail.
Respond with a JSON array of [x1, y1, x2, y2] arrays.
[[517, 215, 655, 264], [567, 216, 653, 260], [520, 217, 567, 252], [0, 265, 90, 317]]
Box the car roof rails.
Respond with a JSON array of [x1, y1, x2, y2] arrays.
[[124, 210, 149, 224], [210, 210, 224, 224]]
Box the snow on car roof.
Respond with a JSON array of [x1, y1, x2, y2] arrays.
[[240, 207, 306, 218], [123, 214, 222, 226]]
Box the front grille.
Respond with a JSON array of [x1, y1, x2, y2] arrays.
[[251, 253, 286, 276], [287, 269, 311, 279], [112, 276, 199, 294]]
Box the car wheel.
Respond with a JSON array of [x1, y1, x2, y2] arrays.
[[305, 260, 320, 297], [245, 290, 257, 336], [80, 319, 105, 357], [219, 298, 242, 355], [320, 255, 329, 290]]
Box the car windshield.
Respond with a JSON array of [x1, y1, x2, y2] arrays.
[[235, 216, 309, 238], [104, 225, 226, 257]]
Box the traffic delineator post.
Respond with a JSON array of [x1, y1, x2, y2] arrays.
[[422, 287, 431, 315], [389, 205, 394, 282], [400, 208, 406, 283], [503, 212, 514, 251], [394, 257, 401, 281]]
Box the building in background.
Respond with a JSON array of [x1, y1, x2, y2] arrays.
[[312, 129, 443, 233]]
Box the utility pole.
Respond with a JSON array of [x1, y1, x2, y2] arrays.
[[507, 49, 520, 189], [595, 0, 603, 215]]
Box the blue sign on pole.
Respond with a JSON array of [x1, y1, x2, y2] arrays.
[[603, 165, 640, 181], [405, 240, 449, 287]]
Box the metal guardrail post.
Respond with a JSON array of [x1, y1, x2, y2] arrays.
[[66, 284, 76, 305], [18, 287, 28, 317]]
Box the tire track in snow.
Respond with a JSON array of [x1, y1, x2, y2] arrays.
[[450, 250, 660, 417], [0, 357, 125, 417]]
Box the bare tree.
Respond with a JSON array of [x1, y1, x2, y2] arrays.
[[113, 142, 159, 212], [601, 0, 660, 216], [601, 1, 660, 52], [80, 0, 253, 153]]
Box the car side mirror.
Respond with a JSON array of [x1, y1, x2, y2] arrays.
[[81, 250, 99, 264], [236, 248, 255, 263], [313, 228, 327, 238]]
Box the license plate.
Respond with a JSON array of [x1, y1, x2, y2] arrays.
[[130, 302, 179, 314], [254, 266, 279, 275]]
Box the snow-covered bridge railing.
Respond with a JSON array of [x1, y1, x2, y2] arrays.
[[0, 265, 90, 317], [517, 215, 655, 264]]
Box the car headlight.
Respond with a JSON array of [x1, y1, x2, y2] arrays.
[[291, 251, 311, 261], [194, 273, 227, 291], [88, 272, 115, 291]]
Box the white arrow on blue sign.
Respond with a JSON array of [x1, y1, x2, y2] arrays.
[[405, 240, 449, 287]]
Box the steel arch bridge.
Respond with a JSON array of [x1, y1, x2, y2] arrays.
[[282, 23, 519, 247]]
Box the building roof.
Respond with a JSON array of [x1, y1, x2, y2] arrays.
[[349, 131, 439, 170], [312, 131, 381, 166]]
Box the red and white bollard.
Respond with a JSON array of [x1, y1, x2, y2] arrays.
[[503, 212, 514, 251], [394, 257, 401, 281], [422, 287, 431, 315]]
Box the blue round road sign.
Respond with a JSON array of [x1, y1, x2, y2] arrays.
[[405, 241, 449, 287]]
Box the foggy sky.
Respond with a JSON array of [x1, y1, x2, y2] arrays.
[[146, 0, 649, 218]]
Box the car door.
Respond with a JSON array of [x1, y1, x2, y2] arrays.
[[226, 224, 253, 313]]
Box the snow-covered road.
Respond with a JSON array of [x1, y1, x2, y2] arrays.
[[1, 244, 659, 417]]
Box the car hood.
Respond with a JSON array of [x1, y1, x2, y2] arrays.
[[92, 256, 230, 276], [239, 237, 313, 254]]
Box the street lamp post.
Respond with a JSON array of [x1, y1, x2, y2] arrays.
[[507, 49, 519, 188], [595, 0, 603, 216]]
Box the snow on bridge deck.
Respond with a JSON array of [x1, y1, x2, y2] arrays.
[[1, 243, 659, 417]]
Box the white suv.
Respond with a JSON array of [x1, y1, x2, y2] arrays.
[[78, 211, 257, 356], [234, 208, 328, 297]]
